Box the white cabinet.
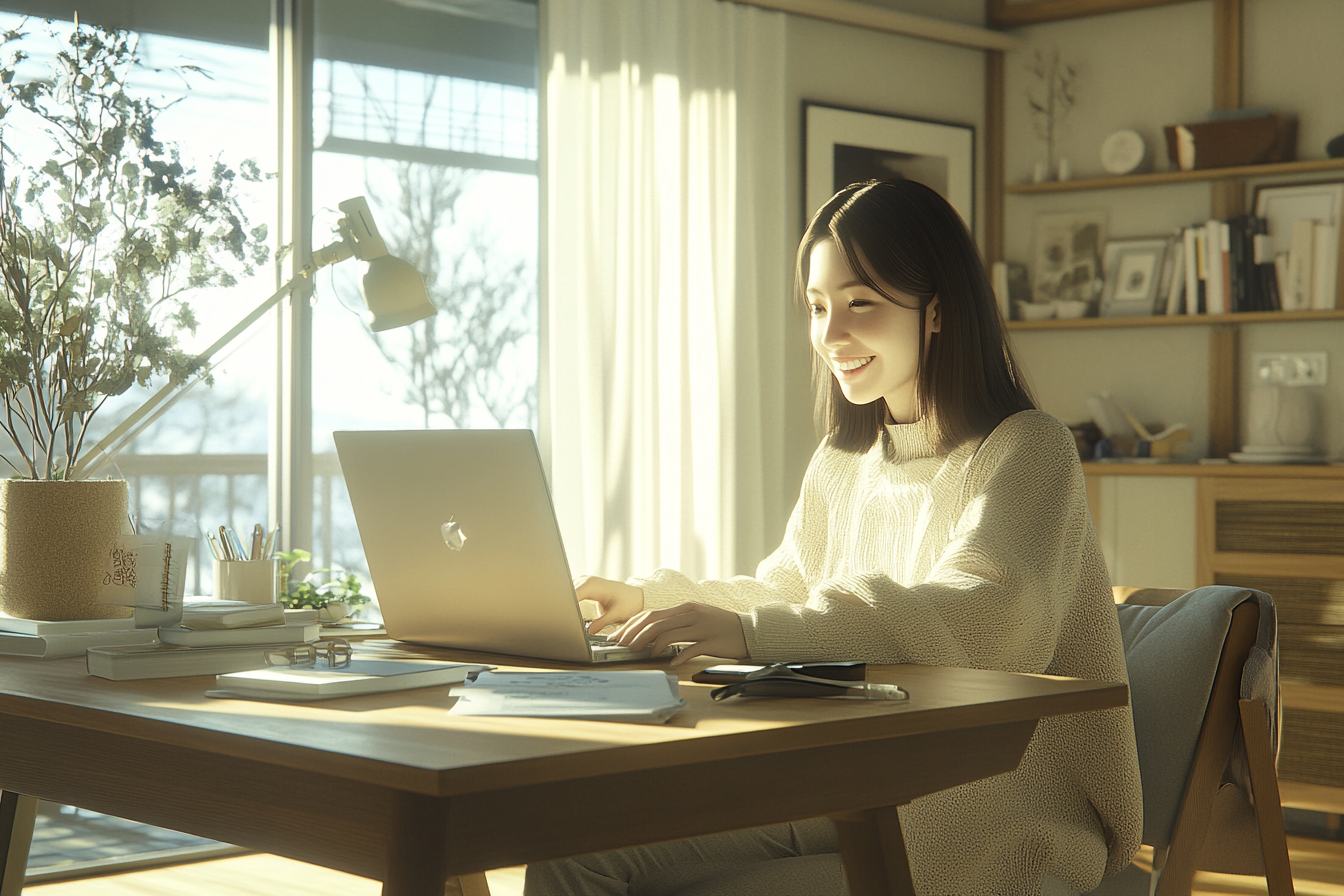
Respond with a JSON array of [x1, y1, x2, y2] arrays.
[[1087, 473, 1197, 590]]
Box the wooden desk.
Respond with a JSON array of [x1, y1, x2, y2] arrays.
[[0, 652, 1127, 896]]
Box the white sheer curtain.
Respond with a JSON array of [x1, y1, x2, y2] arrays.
[[542, 0, 788, 583]]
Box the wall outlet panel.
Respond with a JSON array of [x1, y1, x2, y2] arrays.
[[1252, 352, 1329, 387]]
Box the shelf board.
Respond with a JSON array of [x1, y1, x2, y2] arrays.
[[1006, 309, 1344, 331], [988, 0, 1197, 27], [1004, 158, 1344, 195], [1081, 462, 1344, 479]]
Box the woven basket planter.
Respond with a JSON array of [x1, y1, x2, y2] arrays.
[[0, 479, 132, 621]]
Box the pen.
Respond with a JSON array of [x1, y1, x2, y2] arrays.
[[218, 526, 235, 561], [843, 682, 909, 701], [207, 532, 223, 561], [250, 523, 264, 560], [228, 528, 248, 561], [263, 525, 280, 558]]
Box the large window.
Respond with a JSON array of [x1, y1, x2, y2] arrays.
[[0, 0, 539, 607]]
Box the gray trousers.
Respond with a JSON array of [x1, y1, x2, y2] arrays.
[[523, 818, 845, 896]]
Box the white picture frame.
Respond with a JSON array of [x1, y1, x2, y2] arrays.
[[803, 103, 974, 231], [1253, 181, 1344, 256], [1100, 238, 1169, 317]]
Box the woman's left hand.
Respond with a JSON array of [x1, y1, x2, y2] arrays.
[[609, 602, 748, 666]]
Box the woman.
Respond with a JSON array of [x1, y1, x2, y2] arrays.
[[527, 180, 1141, 896]]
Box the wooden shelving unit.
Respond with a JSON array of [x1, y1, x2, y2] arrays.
[[989, 0, 1344, 818]]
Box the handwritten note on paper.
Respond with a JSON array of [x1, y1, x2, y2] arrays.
[[101, 534, 193, 628], [448, 670, 684, 723]]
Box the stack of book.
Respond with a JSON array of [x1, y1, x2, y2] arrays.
[[0, 614, 156, 659], [1162, 217, 1282, 316], [1164, 213, 1339, 316], [87, 600, 321, 681]]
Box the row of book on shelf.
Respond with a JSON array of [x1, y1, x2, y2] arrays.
[[1160, 214, 1340, 316]]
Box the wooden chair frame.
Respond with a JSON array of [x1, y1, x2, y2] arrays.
[[1117, 590, 1294, 896]]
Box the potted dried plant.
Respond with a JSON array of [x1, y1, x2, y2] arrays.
[[0, 20, 268, 619]]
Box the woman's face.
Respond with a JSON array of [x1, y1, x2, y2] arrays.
[[806, 239, 938, 424]]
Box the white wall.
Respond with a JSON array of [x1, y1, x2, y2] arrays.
[[1001, 0, 1344, 459], [777, 13, 987, 524]]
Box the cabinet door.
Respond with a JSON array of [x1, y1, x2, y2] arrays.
[[1088, 475, 1197, 590]]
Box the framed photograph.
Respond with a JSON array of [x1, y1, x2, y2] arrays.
[[803, 103, 974, 230], [1253, 181, 1344, 256], [1031, 210, 1106, 306], [1100, 238, 1169, 317]]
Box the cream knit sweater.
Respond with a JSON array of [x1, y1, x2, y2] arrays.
[[632, 410, 1143, 895]]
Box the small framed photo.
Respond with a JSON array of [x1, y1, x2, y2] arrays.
[[803, 103, 974, 230], [1100, 238, 1169, 317]]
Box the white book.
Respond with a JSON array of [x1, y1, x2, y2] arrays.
[[1183, 227, 1201, 315], [1286, 218, 1316, 311], [1274, 253, 1291, 309], [213, 659, 481, 700], [87, 643, 278, 681], [179, 601, 287, 630], [0, 627, 156, 659], [158, 621, 320, 648], [1311, 223, 1339, 310], [0, 613, 137, 636]]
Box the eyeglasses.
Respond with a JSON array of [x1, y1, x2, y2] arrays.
[[264, 638, 352, 669]]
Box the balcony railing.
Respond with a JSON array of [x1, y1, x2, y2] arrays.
[[109, 453, 351, 597]]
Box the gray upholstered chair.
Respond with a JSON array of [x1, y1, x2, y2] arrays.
[[1090, 585, 1293, 896]]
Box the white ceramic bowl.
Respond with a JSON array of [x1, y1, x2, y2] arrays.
[[1052, 300, 1089, 319], [1014, 301, 1056, 322]]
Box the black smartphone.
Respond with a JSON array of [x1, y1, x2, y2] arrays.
[[691, 662, 864, 684]]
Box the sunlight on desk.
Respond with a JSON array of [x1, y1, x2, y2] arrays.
[[27, 855, 526, 896]]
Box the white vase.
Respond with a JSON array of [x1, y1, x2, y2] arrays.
[[1245, 385, 1317, 450], [0, 479, 133, 621]]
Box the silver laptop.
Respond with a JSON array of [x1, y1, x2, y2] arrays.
[[334, 429, 650, 663]]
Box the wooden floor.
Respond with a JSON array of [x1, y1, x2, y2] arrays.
[[23, 839, 1344, 896]]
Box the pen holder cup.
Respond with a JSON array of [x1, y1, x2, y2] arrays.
[[213, 559, 281, 605]]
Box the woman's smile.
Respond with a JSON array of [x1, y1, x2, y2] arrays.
[[833, 356, 874, 374]]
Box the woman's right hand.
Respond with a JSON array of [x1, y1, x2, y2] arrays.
[[575, 575, 645, 634]]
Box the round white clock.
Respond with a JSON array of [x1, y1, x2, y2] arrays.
[[1100, 129, 1146, 175]]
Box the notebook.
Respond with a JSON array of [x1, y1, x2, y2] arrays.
[[334, 430, 651, 664]]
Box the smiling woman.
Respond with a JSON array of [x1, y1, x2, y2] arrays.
[[546, 180, 1144, 896]]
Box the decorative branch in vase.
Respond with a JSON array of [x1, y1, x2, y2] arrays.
[[0, 19, 269, 620], [1026, 48, 1077, 183]]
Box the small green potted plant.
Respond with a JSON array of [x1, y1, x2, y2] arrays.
[[0, 20, 269, 619], [275, 549, 370, 623]]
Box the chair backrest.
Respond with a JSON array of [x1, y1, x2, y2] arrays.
[[1114, 587, 1263, 849]]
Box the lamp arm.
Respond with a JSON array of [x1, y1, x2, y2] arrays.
[[70, 210, 376, 480], [72, 277, 300, 480]]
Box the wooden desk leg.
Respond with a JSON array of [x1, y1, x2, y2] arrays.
[[832, 806, 915, 896], [382, 793, 449, 896], [1, 792, 38, 896]]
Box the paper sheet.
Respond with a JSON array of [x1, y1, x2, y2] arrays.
[[448, 670, 684, 723]]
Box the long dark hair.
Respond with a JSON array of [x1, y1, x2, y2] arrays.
[[797, 180, 1035, 454]]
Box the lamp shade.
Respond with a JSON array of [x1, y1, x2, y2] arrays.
[[362, 254, 436, 331]]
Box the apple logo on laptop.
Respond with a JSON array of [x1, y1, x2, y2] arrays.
[[441, 517, 467, 551]]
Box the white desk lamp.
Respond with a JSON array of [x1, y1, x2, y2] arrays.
[[71, 196, 434, 480]]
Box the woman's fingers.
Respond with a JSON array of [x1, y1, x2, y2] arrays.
[[575, 576, 644, 632], [611, 603, 748, 665]]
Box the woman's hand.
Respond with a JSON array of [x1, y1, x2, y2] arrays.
[[610, 602, 748, 666], [575, 576, 645, 633]]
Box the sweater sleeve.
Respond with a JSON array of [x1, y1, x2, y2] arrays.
[[627, 443, 833, 616], [743, 413, 1098, 672]]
